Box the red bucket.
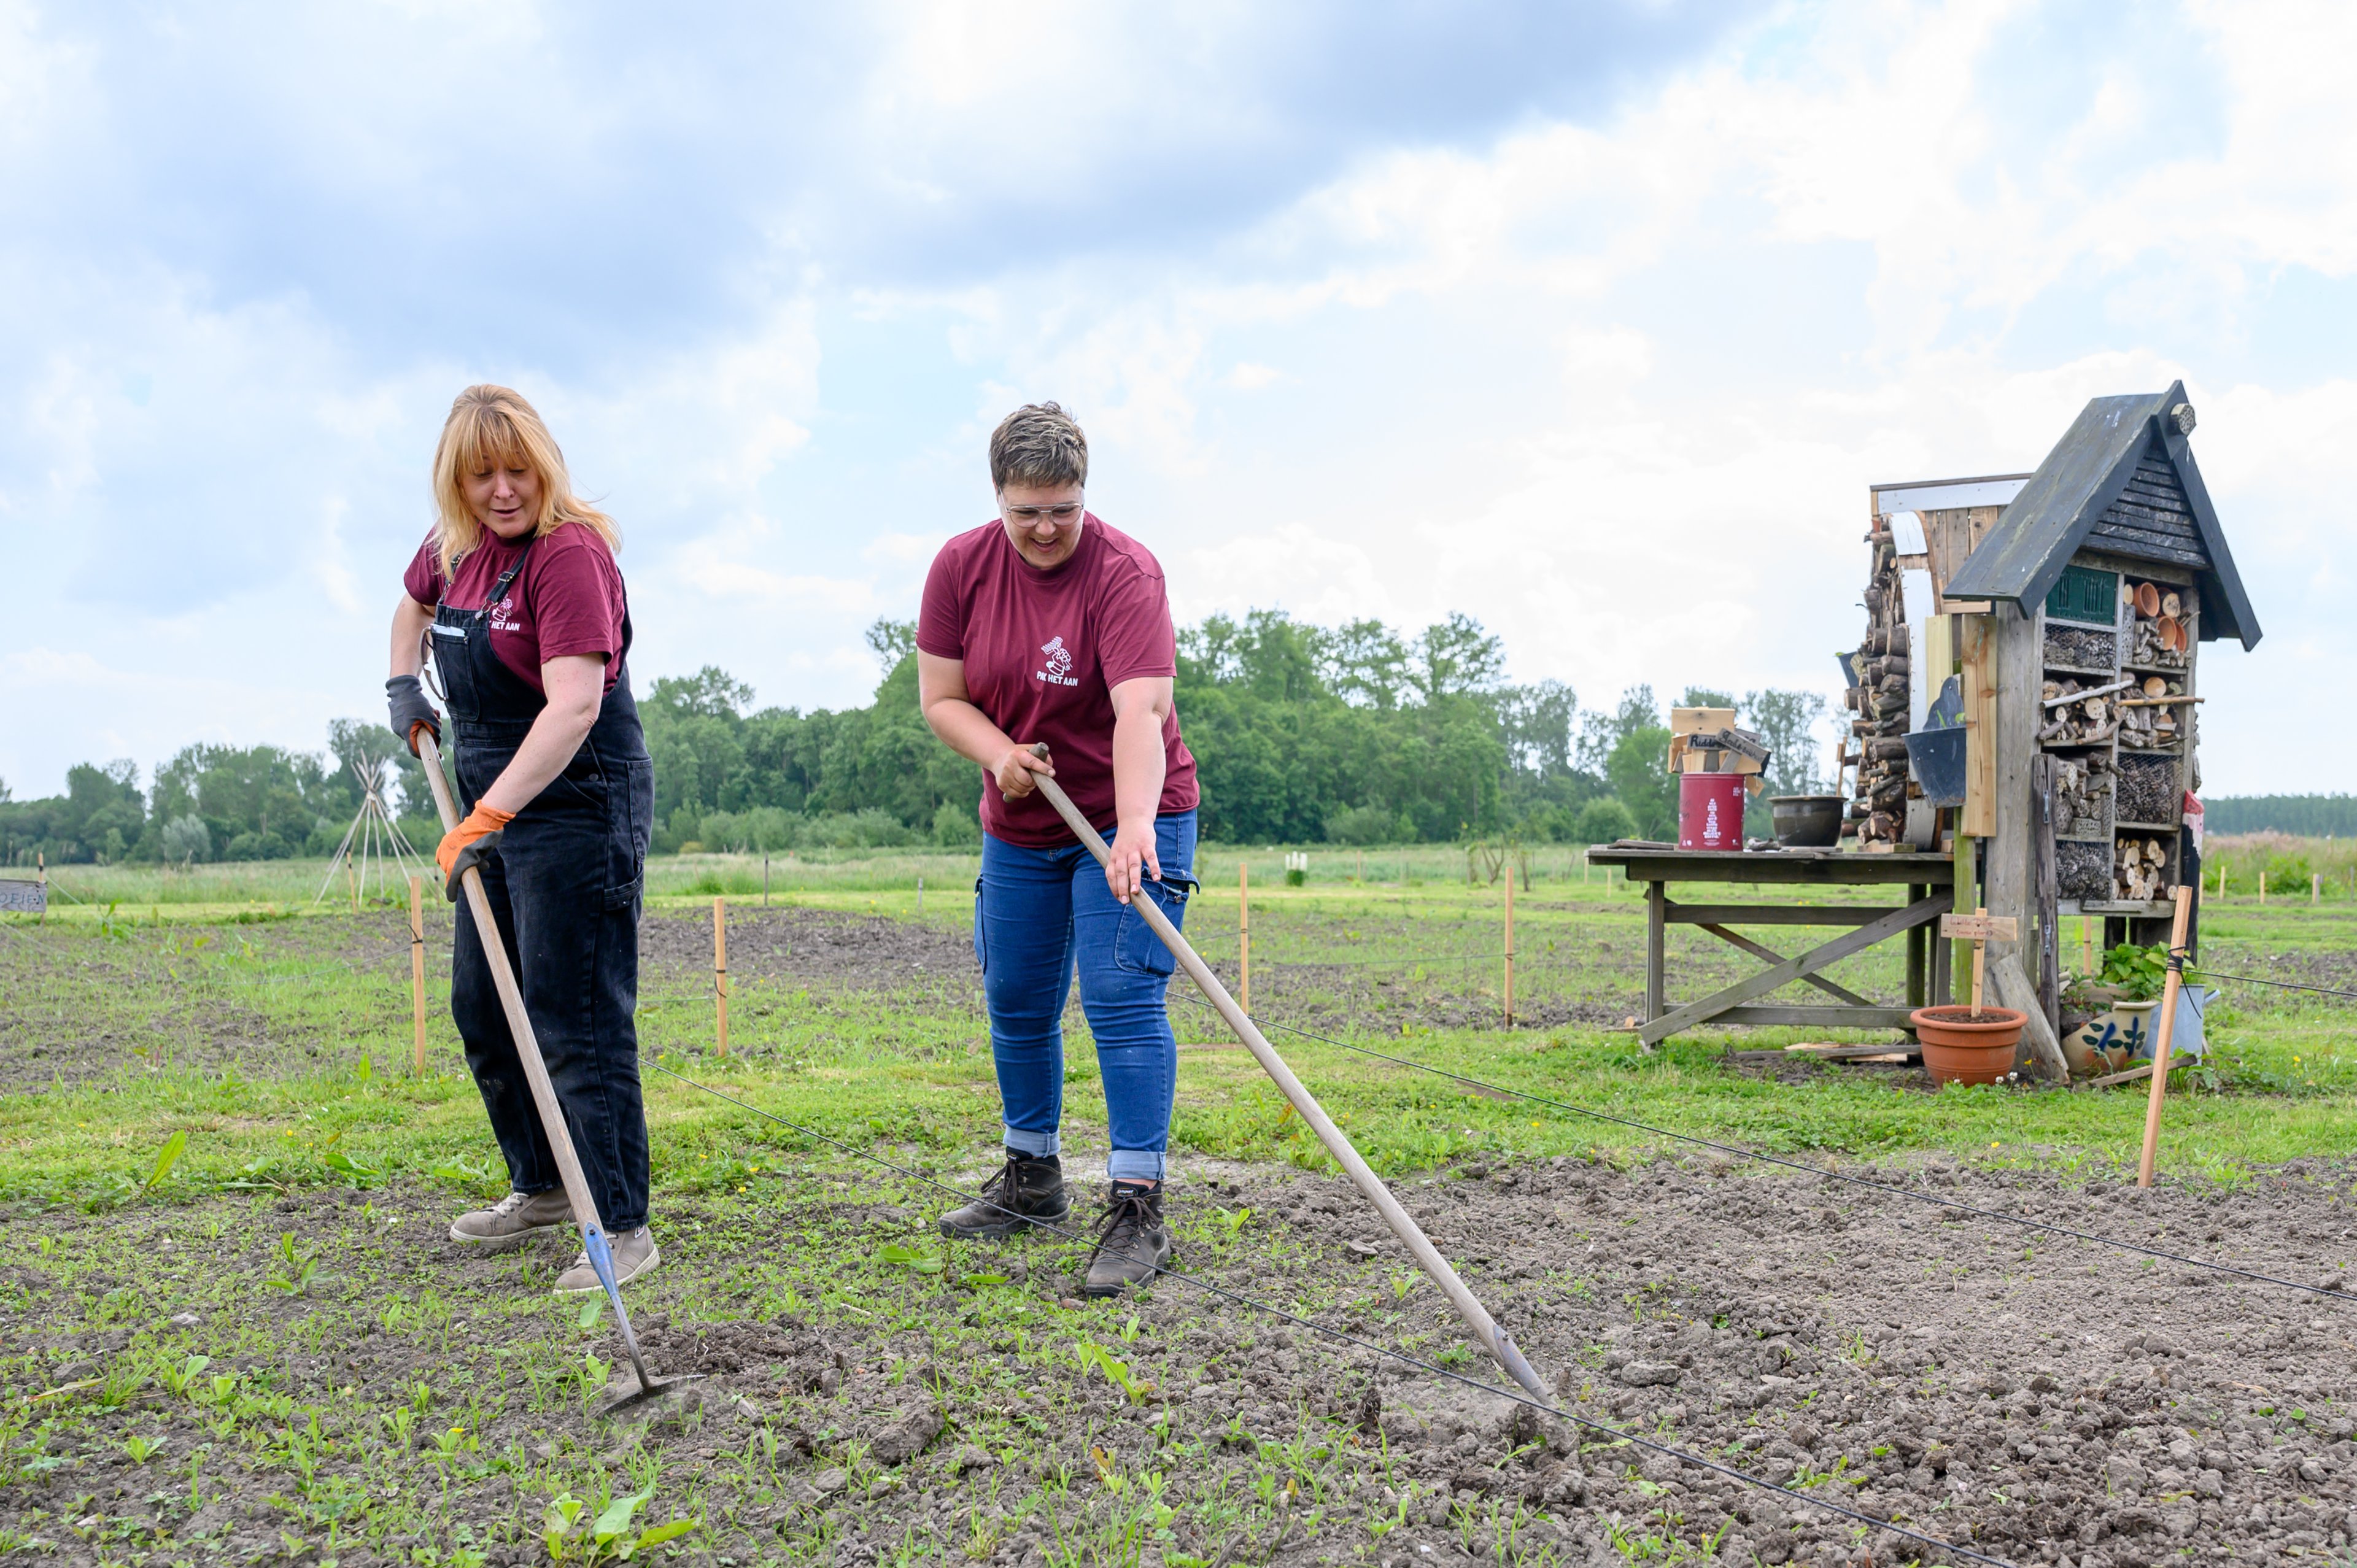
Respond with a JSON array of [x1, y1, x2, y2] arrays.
[[1678, 773, 1747, 851]]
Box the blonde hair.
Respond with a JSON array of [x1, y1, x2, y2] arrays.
[[430, 385, 620, 578]]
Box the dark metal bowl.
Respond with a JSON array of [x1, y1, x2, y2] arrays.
[[1770, 794, 1845, 848]]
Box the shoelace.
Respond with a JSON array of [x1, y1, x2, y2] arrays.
[[1087, 1185, 1159, 1267]]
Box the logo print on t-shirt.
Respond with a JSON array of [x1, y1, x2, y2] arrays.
[[1035, 636, 1078, 687], [489, 595, 524, 635]]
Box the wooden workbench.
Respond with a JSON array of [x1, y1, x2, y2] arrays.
[[1584, 847, 1956, 1046]]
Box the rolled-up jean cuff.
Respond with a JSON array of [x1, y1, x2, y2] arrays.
[[1107, 1149, 1167, 1182], [1003, 1127, 1061, 1159]]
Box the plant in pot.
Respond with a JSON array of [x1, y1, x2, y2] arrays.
[[2065, 942, 2169, 1076]]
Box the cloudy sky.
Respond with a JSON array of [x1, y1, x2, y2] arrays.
[[2, 0, 2348, 799]]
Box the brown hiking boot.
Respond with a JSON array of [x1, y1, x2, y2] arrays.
[[448, 1188, 571, 1248], [939, 1151, 1070, 1239], [553, 1227, 660, 1295], [1082, 1182, 1171, 1297]]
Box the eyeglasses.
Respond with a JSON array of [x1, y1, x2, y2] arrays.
[[1002, 503, 1083, 524]]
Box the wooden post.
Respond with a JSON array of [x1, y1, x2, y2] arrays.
[[2136, 886, 2196, 1188], [1502, 870, 1515, 1029], [2259, 871, 2267, 905], [1643, 880, 1665, 1032], [713, 895, 730, 1057], [2081, 916, 2095, 977], [2313, 873, 2322, 906], [409, 875, 426, 1075], [2032, 754, 2060, 1040], [36, 852, 45, 925], [762, 854, 770, 907], [1239, 862, 1251, 1013], [1970, 906, 1988, 1013], [917, 875, 924, 917], [347, 861, 358, 913]]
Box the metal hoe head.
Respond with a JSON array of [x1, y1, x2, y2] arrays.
[[582, 1226, 703, 1418]]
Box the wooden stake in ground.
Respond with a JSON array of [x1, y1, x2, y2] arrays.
[[916, 875, 924, 917], [2314, 873, 2322, 906], [1239, 861, 1251, 1013], [1503, 869, 1515, 1029], [762, 854, 770, 908], [1972, 906, 1987, 1011], [347, 862, 360, 913], [409, 875, 426, 1074], [2260, 871, 2267, 905], [2137, 884, 2196, 1188], [713, 896, 730, 1057], [2082, 916, 2095, 978]]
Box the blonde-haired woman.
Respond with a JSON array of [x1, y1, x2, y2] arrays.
[[387, 385, 659, 1292]]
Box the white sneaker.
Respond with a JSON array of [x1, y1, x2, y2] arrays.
[[448, 1189, 572, 1247], [552, 1227, 659, 1295]]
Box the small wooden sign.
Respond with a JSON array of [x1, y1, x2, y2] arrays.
[[0, 879, 45, 915], [1940, 912, 2018, 942]]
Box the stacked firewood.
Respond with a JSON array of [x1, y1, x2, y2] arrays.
[[2115, 835, 2170, 902], [1841, 529, 1912, 846], [2050, 754, 2114, 837], [2037, 677, 2127, 746], [2118, 676, 2187, 751]]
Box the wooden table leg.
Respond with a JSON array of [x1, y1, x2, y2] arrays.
[[1930, 911, 1953, 1005], [1906, 883, 1926, 1010], [1644, 880, 1666, 1031]]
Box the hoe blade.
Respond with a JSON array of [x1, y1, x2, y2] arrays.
[[579, 1226, 703, 1418]]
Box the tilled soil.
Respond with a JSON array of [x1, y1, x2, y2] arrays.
[[13, 1155, 2353, 1566]]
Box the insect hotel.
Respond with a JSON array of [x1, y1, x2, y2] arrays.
[[1843, 382, 2260, 1075]]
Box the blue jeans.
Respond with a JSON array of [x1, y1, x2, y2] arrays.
[[975, 811, 1196, 1182]]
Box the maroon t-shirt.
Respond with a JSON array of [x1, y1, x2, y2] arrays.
[[918, 515, 1198, 847], [402, 523, 628, 695]]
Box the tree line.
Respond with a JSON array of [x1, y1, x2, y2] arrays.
[[5, 609, 1852, 865]]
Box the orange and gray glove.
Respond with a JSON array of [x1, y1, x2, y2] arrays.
[[436, 804, 515, 901], [386, 676, 441, 756]]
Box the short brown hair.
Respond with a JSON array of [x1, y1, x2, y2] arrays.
[[988, 402, 1088, 492]]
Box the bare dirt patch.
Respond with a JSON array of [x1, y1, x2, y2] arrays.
[[12, 1156, 2353, 1565]]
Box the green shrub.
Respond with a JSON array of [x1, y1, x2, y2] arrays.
[[932, 799, 982, 847], [1323, 803, 1396, 845], [1572, 797, 1639, 846], [2262, 852, 2316, 897]]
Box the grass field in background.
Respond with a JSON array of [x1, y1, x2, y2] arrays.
[[6, 849, 2353, 1216]]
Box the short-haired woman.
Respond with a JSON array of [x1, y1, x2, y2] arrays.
[[917, 402, 1199, 1297], [386, 385, 659, 1293]]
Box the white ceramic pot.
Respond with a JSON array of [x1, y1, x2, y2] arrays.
[[2069, 999, 2159, 1076]]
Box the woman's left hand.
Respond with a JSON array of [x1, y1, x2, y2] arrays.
[[1105, 819, 1161, 905]]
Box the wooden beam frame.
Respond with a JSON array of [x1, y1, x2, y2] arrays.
[[1638, 891, 1953, 1046]]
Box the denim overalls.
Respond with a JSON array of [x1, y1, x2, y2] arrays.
[[430, 537, 656, 1230]]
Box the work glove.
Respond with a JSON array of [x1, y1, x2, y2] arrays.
[[387, 676, 442, 756], [436, 803, 514, 901]]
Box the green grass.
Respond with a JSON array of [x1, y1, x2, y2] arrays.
[[6, 865, 2355, 1561]]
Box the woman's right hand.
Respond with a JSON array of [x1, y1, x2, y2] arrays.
[[994, 743, 1054, 800]]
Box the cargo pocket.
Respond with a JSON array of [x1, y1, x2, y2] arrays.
[[603, 757, 654, 910], [971, 876, 987, 977], [1113, 875, 1190, 977]]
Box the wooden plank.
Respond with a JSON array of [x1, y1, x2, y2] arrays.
[[1987, 604, 2072, 1081], [1711, 1005, 1922, 1030], [1585, 849, 1955, 886], [1785, 1041, 1922, 1061], [1662, 902, 1902, 926], [1960, 616, 1997, 837], [2034, 751, 2061, 1043], [1940, 913, 2020, 941], [1644, 880, 1666, 1026], [1696, 924, 1877, 1007], [1638, 892, 1951, 1045], [1906, 883, 1926, 1010]]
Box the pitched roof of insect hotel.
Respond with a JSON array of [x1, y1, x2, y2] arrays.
[[1944, 381, 2262, 649]]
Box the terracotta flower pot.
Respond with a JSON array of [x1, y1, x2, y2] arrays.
[[1910, 1005, 2029, 1086]]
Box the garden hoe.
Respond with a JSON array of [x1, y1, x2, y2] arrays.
[[1019, 745, 1552, 1402], [416, 732, 698, 1419]]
